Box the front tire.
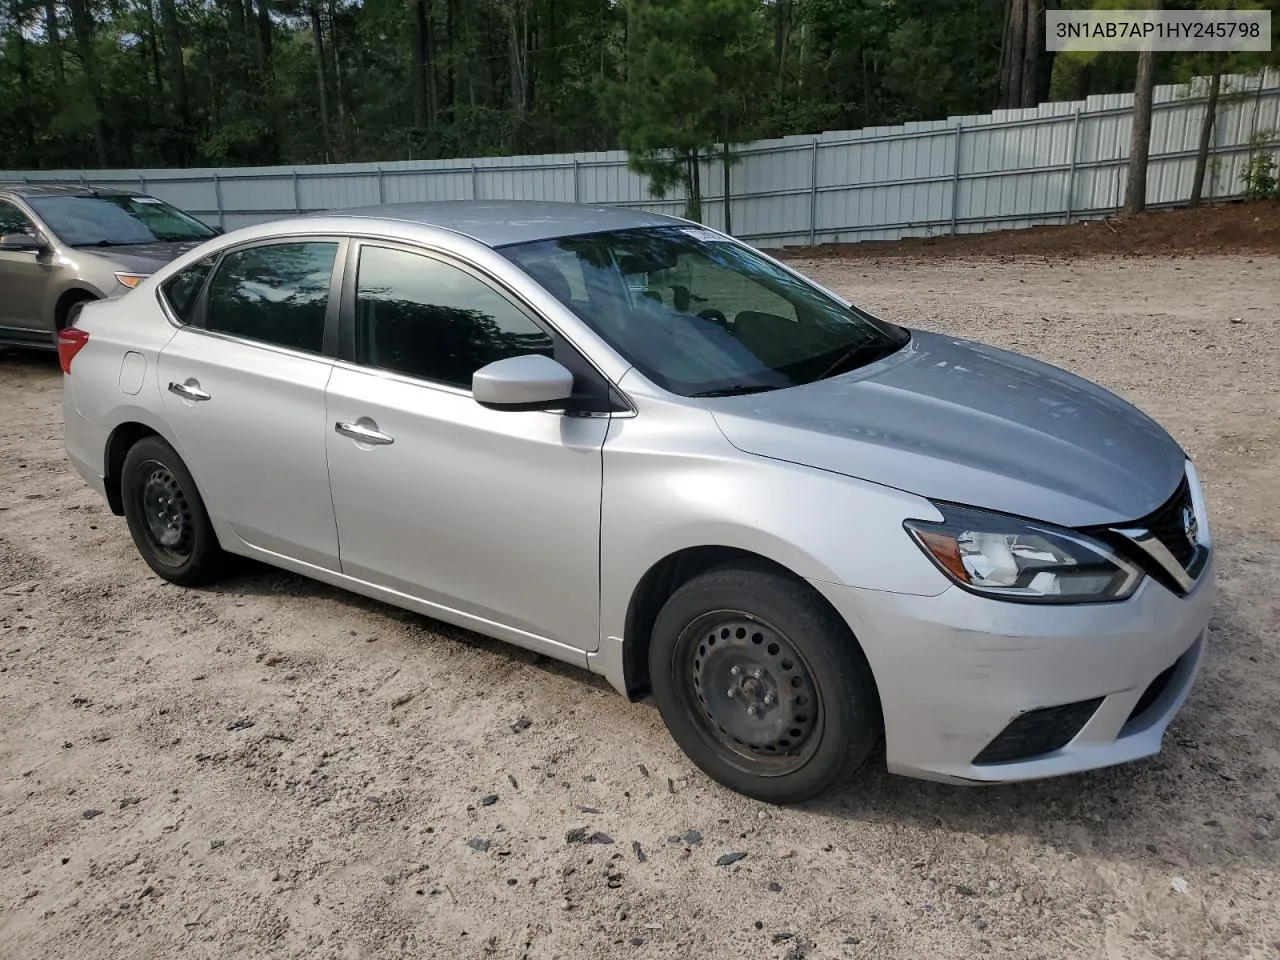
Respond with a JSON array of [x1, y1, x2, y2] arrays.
[[649, 562, 881, 803], [120, 436, 223, 586]]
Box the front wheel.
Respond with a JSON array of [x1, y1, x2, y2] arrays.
[[120, 436, 224, 586], [649, 562, 881, 803]]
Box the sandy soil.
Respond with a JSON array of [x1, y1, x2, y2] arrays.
[[1, 253, 1278, 960]]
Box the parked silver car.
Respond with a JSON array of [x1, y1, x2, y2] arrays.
[[60, 201, 1214, 802], [0, 183, 218, 350]]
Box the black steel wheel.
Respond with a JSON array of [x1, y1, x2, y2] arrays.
[[650, 561, 881, 803], [121, 436, 224, 585]]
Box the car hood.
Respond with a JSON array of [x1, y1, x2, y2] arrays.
[[701, 330, 1186, 528], [74, 240, 208, 275]]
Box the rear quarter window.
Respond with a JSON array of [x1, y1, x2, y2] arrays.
[[160, 255, 216, 324]]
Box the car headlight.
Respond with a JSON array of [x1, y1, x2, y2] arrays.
[[904, 504, 1142, 603]]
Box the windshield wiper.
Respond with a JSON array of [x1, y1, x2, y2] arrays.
[[813, 340, 898, 382], [73, 240, 150, 248], [691, 384, 779, 398]]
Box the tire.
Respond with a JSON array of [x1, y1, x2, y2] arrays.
[[120, 436, 224, 586], [649, 561, 881, 803]]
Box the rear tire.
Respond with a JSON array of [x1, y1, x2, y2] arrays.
[[649, 561, 881, 803], [120, 436, 224, 586]]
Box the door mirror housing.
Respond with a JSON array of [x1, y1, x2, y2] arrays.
[[0, 232, 44, 252], [472, 354, 575, 410]]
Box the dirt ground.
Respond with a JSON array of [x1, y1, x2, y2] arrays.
[[2, 240, 1279, 960]]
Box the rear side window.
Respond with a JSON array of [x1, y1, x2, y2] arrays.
[[160, 256, 216, 324], [204, 242, 337, 353], [353, 244, 553, 388]]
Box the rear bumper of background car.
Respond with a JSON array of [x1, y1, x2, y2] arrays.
[[811, 556, 1214, 784]]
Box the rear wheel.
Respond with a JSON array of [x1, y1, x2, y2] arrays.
[[120, 436, 223, 585], [649, 562, 881, 803]]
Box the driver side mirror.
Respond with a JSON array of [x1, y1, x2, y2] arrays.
[[0, 232, 45, 253], [473, 354, 574, 410]]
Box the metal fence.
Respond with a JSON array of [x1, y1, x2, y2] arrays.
[[4, 69, 1278, 249]]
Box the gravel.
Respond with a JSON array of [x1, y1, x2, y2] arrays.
[[1, 252, 1277, 960]]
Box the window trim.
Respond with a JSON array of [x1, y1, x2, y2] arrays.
[[171, 234, 349, 360], [339, 237, 634, 416], [0, 196, 47, 244], [156, 253, 218, 327]]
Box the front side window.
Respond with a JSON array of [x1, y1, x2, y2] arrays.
[[204, 242, 337, 353], [501, 226, 909, 397], [0, 199, 36, 235], [354, 245, 554, 389], [26, 194, 217, 247], [160, 255, 217, 325]]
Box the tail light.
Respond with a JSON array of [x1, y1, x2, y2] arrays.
[[57, 327, 90, 374]]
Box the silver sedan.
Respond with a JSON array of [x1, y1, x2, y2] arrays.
[[61, 201, 1214, 802]]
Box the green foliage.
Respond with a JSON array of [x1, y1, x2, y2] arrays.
[[605, 0, 770, 220], [1241, 130, 1279, 199], [1, 0, 1272, 176]]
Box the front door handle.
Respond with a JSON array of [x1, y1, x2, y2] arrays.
[[335, 419, 394, 446], [168, 380, 211, 402]]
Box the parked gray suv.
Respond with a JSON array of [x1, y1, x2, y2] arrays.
[[0, 183, 219, 350]]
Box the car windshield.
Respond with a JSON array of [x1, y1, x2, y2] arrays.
[[500, 226, 909, 397], [28, 194, 217, 246]]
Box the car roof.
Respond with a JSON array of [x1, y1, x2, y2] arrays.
[[315, 200, 688, 248], [0, 181, 135, 199]]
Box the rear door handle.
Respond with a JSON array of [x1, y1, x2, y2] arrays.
[[168, 380, 211, 402], [335, 419, 394, 446]]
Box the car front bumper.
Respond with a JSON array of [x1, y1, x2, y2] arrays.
[[811, 556, 1215, 784]]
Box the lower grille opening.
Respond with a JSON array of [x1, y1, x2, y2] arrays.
[[973, 697, 1104, 765], [1126, 662, 1178, 726]]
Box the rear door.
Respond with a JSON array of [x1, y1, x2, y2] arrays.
[[157, 237, 345, 570]]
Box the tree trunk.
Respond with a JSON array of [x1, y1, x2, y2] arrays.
[[43, 0, 66, 94], [411, 0, 429, 129], [256, 0, 272, 64], [998, 0, 1027, 110], [13, 29, 35, 158], [65, 0, 110, 166], [1189, 55, 1223, 206], [722, 143, 732, 236], [685, 148, 702, 223], [327, 0, 350, 158], [1019, 0, 1043, 108], [1123, 7, 1161, 216], [157, 0, 189, 164], [308, 0, 334, 162]]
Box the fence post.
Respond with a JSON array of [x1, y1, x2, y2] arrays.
[[212, 171, 225, 230], [808, 138, 819, 246], [950, 123, 963, 235], [471, 162, 480, 200], [292, 170, 301, 213], [376, 167, 385, 204], [573, 159, 581, 204], [1065, 108, 1081, 223], [138, 174, 147, 195]]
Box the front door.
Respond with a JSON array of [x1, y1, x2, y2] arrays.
[[0, 199, 52, 333], [325, 241, 608, 652], [157, 238, 345, 570]]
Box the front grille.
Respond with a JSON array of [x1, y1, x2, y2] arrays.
[[973, 697, 1103, 765], [1141, 477, 1196, 568], [1126, 662, 1178, 725]]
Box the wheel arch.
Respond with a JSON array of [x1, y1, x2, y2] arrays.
[[53, 286, 101, 330], [103, 422, 163, 515], [618, 545, 865, 702]]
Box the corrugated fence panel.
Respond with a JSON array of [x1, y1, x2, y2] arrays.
[[3, 69, 1277, 249]]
